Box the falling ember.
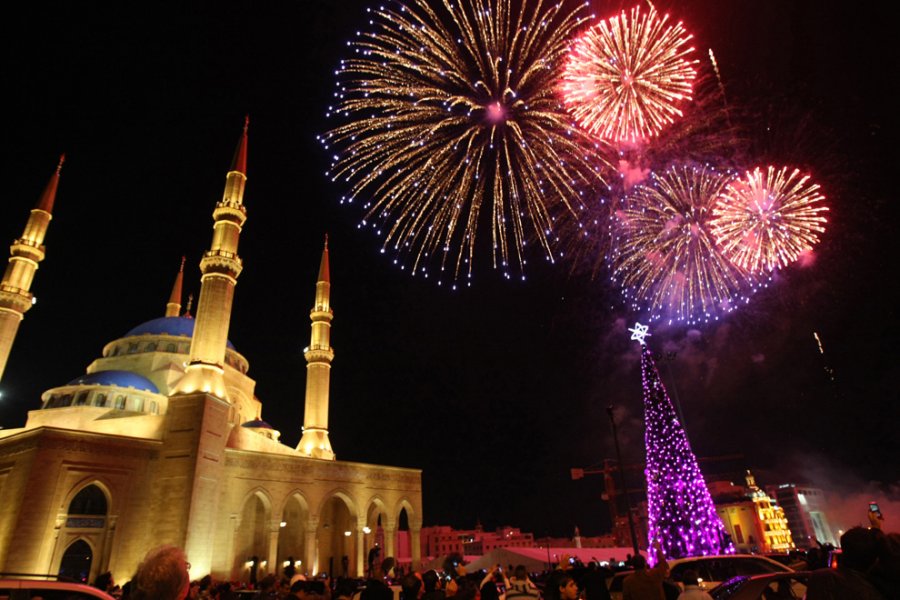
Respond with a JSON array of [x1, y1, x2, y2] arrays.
[[559, 5, 698, 144], [321, 0, 610, 282], [711, 166, 828, 274]]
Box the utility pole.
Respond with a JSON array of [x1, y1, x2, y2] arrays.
[[607, 405, 640, 557]]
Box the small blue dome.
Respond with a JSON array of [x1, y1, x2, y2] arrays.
[[242, 419, 274, 429], [125, 316, 235, 349], [67, 370, 159, 393]]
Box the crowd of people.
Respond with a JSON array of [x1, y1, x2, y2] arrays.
[[88, 514, 898, 600]]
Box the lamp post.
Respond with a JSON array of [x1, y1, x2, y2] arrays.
[[607, 405, 640, 557]]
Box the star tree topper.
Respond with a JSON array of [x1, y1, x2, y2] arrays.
[[629, 322, 651, 345]]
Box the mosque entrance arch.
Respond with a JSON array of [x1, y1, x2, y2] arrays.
[[233, 490, 272, 584], [58, 539, 93, 583], [52, 483, 114, 584], [395, 499, 420, 571], [316, 494, 357, 577], [277, 493, 309, 579], [364, 500, 389, 576]]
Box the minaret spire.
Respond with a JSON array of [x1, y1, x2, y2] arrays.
[[0, 155, 64, 381], [297, 237, 336, 460], [173, 121, 249, 399], [166, 256, 186, 317]]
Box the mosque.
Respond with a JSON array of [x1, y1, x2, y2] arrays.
[[0, 122, 423, 584]]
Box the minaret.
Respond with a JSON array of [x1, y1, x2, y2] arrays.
[[173, 119, 249, 399], [0, 155, 64, 381], [166, 256, 186, 317], [297, 237, 336, 460]]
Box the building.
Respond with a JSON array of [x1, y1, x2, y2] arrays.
[[421, 524, 534, 558], [0, 122, 423, 584], [711, 472, 794, 553], [766, 483, 836, 548]]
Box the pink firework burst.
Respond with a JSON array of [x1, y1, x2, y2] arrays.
[[712, 166, 829, 274], [559, 5, 698, 144]]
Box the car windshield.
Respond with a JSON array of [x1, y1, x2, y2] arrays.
[[671, 557, 786, 584]]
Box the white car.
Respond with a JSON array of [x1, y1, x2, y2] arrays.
[[607, 554, 793, 600], [0, 579, 115, 599]]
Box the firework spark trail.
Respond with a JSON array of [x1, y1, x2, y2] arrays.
[[611, 164, 764, 324], [559, 5, 698, 144], [320, 0, 610, 284], [711, 166, 828, 274]]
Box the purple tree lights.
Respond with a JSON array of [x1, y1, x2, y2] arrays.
[[633, 323, 734, 559]]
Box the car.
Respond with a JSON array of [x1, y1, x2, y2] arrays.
[[0, 578, 115, 599], [606, 554, 794, 600], [708, 571, 811, 599], [667, 554, 794, 589]]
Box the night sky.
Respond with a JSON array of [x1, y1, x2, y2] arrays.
[[1, 1, 897, 539]]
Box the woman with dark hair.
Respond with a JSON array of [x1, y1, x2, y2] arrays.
[[506, 565, 538, 600]]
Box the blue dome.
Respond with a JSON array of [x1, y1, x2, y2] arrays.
[[125, 316, 235, 349], [242, 419, 274, 429], [67, 370, 159, 393]]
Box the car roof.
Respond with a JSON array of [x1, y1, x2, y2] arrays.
[[667, 554, 793, 569], [0, 579, 115, 599]]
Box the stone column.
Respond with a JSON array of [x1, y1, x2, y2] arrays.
[[305, 517, 319, 576], [383, 521, 397, 562], [228, 514, 241, 580], [356, 525, 365, 577], [409, 521, 422, 571], [267, 520, 281, 577]]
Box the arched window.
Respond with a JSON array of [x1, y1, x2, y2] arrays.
[[132, 397, 144, 412], [74, 392, 89, 406], [166, 343, 177, 353], [59, 539, 93, 583], [127, 342, 139, 354], [149, 401, 158, 415], [111, 346, 120, 356], [146, 342, 158, 352], [69, 485, 108, 516], [61, 394, 74, 406], [94, 393, 107, 407], [115, 395, 126, 410]]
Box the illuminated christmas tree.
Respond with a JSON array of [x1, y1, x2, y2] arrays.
[[629, 323, 735, 559]]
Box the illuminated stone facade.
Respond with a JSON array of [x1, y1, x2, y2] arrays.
[[711, 472, 794, 553], [0, 125, 422, 584]]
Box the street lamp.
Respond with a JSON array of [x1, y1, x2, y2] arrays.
[[607, 405, 640, 557]]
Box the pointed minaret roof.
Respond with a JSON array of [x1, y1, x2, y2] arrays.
[[230, 115, 249, 175], [35, 154, 65, 214], [166, 256, 186, 317], [318, 234, 330, 283]]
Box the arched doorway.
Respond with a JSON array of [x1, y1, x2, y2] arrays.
[[54, 484, 113, 584], [395, 500, 419, 572], [364, 500, 388, 577], [317, 495, 356, 577], [59, 539, 93, 582], [397, 506, 410, 565], [277, 494, 308, 579], [234, 491, 272, 583]]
